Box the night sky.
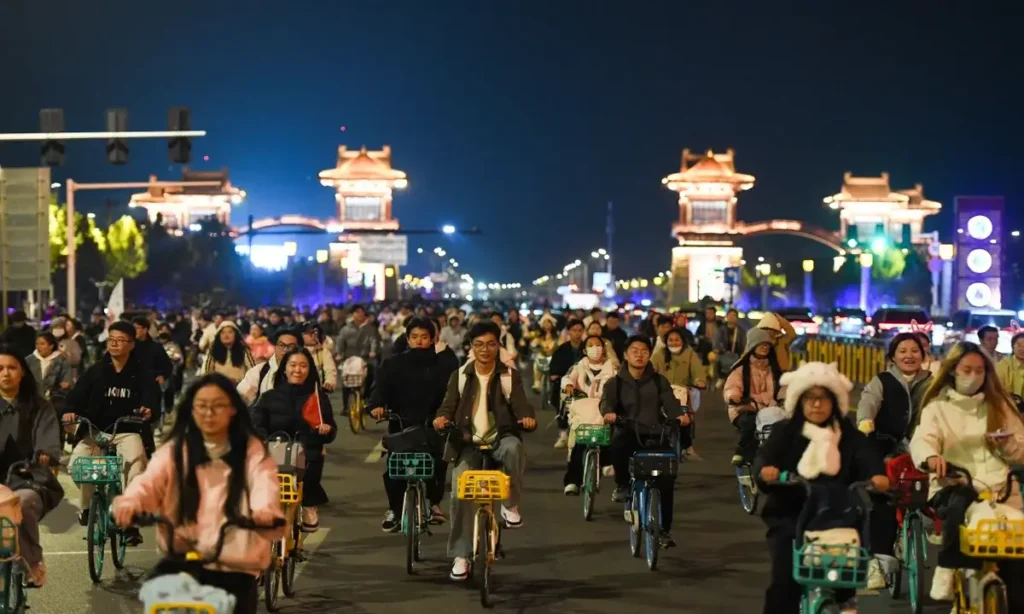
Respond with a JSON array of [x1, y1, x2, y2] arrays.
[[1, 1, 1019, 283]]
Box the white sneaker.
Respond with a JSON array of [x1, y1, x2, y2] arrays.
[[554, 431, 569, 449], [501, 505, 523, 528], [450, 557, 470, 581], [930, 566, 955, 602], [602, 466, 615, 478], [563, 484, 579, 496], [866, 558, 886, 590]]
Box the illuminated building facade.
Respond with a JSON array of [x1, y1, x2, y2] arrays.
[[319, 145, 408, 301], [823, 172, 941, 246], [129, 169, 245, 232]]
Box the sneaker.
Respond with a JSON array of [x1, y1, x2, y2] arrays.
[[381, 510, 399, 533], [611, 487, 629, 503], [123, 527, 144, 547], [564, 484, 579, 496], [659, 531, 676, 548], [930, 566, 955, 602], [684, 447, 703, 461], [26, 561, 46, 588], [302, 506, 320, 533], [602, 466, 615, 478], [554, 431, 569, 449], [866, 558, 886, 590], [501, 505, 523, 528], [731, 454, 745, 466], [450, 557, 470, 581], [429, 505, 446, 525]]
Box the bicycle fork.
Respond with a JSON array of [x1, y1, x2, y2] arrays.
[[471, 508, 504, 565]]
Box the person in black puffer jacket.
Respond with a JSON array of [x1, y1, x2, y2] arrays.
[[251, 348, 336, 532]]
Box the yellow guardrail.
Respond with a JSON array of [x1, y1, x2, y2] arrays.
[[790, 338, 887, 387]]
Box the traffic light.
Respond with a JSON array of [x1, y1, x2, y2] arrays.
[[105, 108, 129, 165], [168, 107, 192, 164], [39, 108, 65, 166]]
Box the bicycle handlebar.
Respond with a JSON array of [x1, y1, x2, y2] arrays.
[[131, 513, 285, 564], [777, 471, 882, 545], [63, 413, 148, 438]]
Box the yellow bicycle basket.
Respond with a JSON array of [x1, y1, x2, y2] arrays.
[[278, 472, 302, 504], [457, 471, 511, 502], [960, 518, 1024, 559], [148, 604, 216, 614]]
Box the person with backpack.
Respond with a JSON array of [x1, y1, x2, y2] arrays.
[[236, 328, 302, 406], [601, 335, 692, 548]]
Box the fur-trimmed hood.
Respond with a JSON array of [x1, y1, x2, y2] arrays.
[[779, 361, 853, 418]]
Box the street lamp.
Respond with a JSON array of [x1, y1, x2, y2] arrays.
[[442, 224, 456, 235]]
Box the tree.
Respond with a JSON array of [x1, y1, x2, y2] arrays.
[[103, 215, 147, 283], [48, 200, 104, 273]]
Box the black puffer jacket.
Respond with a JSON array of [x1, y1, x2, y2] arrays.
[[251, 384, 337, 451]]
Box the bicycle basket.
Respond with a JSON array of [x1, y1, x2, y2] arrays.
[[388, 452, 435, 480], [535, 357, 551, 373], [278, 472, 302, 504], [342, 373, 366, 388], [756, 424, 775, 444], [0, 516, 17, 558], [791, 542, 869, 589], [456, 471, 510, 501], [148, 605, 217, 614], [575, 424, 610, 446], [629, 451, 678, 479], [960, 519, 1024, 559], [71, 456, 123, 485], [885, 454, 930, 509]]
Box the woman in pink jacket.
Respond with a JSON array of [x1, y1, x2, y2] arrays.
[[113, 373, 284, 613]]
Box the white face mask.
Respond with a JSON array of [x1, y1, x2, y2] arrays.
[[52, 328, 65, 339], [668, 346, 683, 354], [586, 346, 603, 361], [955, 374, 984, 396]]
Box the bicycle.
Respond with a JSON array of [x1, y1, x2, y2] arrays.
[[378, 412, 437, 575], [341, 357, 368, 434], [735, 422, 776, 515], [535, 356, 552, 411], [67, 414, 147, 583], [777, 471, 877, 614], [263, 432, 306, 612], [0, 461, 33, 614], [134, 513, 285, 614], [575, 424, 610, 521], [937, 462, 1024, 614], [619, 417, 680, 571]]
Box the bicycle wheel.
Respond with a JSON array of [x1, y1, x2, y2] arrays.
[[264, 543, 281, 612], [282, 529, 298, 598], [582, 449, 597, 521], [736, 466, 757, 515], [983, 582, 1008, 614], [86, 495, 106, 583], [405, 488, 418, 575], [888, 521, 904, 599], [477, 511, 493, 608], [347, 390, 363, 434], [11, 565, 25, 614], [646, 488, 661, 571], [628, 491, 641, 558], [110, 521, 127, 570], [907, 516, 925, 614]]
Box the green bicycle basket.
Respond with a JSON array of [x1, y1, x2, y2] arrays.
[[791, 542, 869, 589], [0, 517, 17, 558], [387, 453, 434, 480], [575, 424, 611, 446], [71, 456, 123, 485]]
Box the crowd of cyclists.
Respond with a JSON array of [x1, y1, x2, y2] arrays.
[[2, 300, 1024, 612]]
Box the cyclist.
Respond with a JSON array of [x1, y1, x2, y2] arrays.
[[0, 346, 63, 587], [236, 328, 302, 406], [909, 342, 1024, 606], [369, 317, 456, 531], [601, 335, 692, 548], [725, 328, 784, 467], [112, 373, 285, 614], [432, 321, 537, 582], [251, 348, 336, 532], [549, 319, 585, 448], [302, 322, 337, 392], [561, 333, 616, 494], [754, 361, 888, 614], [63, 320, 160, 545]]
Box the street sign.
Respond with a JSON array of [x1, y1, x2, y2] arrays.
[[723, 266, 741, 286], [0, 167, 51, 292], [357, 234, 407, 265]]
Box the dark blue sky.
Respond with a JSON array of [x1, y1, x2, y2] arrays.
[[1, 1, 1019, 282]]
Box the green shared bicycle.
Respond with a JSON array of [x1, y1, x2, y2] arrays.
[[575, 424, 610, 521]]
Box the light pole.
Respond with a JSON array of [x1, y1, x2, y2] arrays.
[[939, 244, 955, 315], [802, 259, 814, 307], [756, 263, 771, 310], [859, 252, 873, 312]]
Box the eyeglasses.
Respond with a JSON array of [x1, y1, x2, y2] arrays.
[[472, 341, 499, 351], [193, 403, 234, 416], [627, 347, 650, 356], [804, 393, 831, 406], [276, 342, 299, 351], [107, 336, 132, 346]]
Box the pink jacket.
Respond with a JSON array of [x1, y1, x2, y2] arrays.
[[114, 437, 285, 576], [724, 357, 779, 422]]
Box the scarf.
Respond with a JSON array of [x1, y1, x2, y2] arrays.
[[33, 350, 57, 380], [797, 421, 842, 479]]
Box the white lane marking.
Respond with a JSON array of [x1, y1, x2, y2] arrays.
[[364, 442, 385, 463], [292, 528, 331, 581]]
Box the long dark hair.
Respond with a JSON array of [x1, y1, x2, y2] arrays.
[[0, 345, 47, 453], [211, 323, 249, 368], [662, 327, 687, 365], [169, 373, 266, 524], [273, 348, 318, 394], [728, 342, 783, 402]]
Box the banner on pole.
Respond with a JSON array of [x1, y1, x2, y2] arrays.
[[357, 235, 407, 265]]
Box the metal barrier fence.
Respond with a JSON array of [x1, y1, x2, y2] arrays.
[[790, 336, 887, 387]]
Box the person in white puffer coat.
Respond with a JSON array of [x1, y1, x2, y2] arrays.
[[560, 334, 617, 495], [909, 341, 1024, 607]]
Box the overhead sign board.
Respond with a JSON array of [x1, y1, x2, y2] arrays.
[[357, 234, 407, 265], [0, 167, 51, 292]]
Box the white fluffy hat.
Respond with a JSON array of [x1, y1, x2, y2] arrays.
[[779, 361, 853, 418]]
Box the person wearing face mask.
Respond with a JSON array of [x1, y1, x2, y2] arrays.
[[549, 319, 586, 448], [755, 362, 889, 614], [584, 320, 619, 371], [368, 318, 454, 531], [560, 334, 617, 495], [855, 332, 932, 588], [651, 327, 705, 389], [995, 332, 1024, 404], [725, 328, 784, 466], [910, 342, 1024, 606]]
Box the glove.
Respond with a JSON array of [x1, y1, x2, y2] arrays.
[[857, 419, 875, 435]]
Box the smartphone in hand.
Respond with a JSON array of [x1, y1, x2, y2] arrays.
[[988, 430, 1013, 440]]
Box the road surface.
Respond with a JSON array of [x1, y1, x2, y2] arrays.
[[33, 388, 947, 613]]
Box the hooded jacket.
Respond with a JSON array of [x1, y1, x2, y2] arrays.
[[599, 363, 684, 430], [724, 328, 783, 422], [64, 352, 161, 434], [200, 322, 256, 384], [757, 313, 797, 372]]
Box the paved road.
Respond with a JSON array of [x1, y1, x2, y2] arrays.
[[33, 388, 948, 613]]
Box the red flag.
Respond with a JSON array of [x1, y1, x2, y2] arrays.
[[302, 385, 324, 429]]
